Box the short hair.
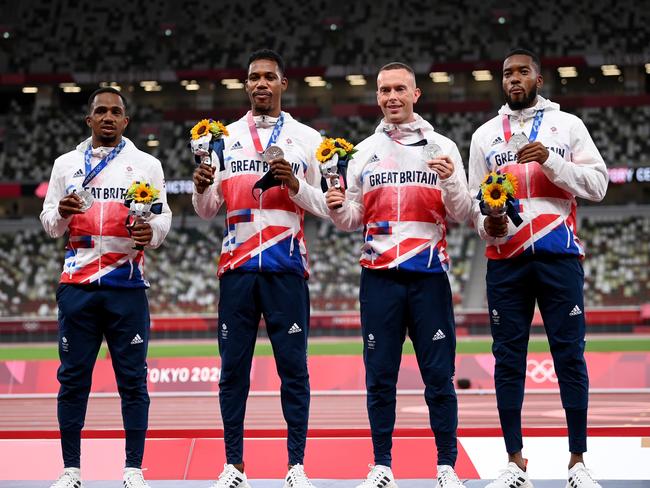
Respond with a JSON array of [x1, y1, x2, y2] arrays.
[[248, 49, 285, 76], [379, 61, 415, 77], [87, 87, 128, 113], [505, 48, 541, 71]]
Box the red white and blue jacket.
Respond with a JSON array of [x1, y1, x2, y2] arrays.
[[329, 114, 472, 273], [468, 96, 608, 259], [40, 137, 172, 288], [192, 111, 328, 278]]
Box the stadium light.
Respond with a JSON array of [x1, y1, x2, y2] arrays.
[[305, 76, 326, 87], [346, 75, 366, 86], [472, 70, 493, 81], [59, 83, 81, 93], [601, 64, 621, 76], [146, 139, 160, 147], [225, 82, 244, 89], [185, 80, 200, 91], [22, 86, 38, 94], [220, 79, 240, 85], [645, 63, 650, 74], [558, 66, 578, 78], [430, 71, 450, 83]]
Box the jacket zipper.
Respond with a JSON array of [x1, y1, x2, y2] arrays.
[[258, 193, 263, 271], [396, 179, 401, 270], [525, 161, 535, 254], [98, 198, 104, 285]]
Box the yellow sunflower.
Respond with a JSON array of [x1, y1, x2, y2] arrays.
[[316, 138, 337, 163], [483, 183, 508, 209], [191, 119, 211, 140], [129, 182, 159, 203], [209, 120, 229, 137], [334, 137, 354, 153], [503, 172, 518, 196]]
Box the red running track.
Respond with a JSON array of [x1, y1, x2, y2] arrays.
[[2, 391, 649, 432]]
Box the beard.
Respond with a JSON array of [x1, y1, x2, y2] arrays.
[[506, 86, 538, 110]]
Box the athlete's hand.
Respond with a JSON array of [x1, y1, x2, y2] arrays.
[[58, 193, 85, 218], [426, 155, 455, 180], [484, 214, 508, 238], [130, 221, 153, 247], [193, 163, 215, 194], [326, 187, 345, 210], [517, 142, 549, 165], [269, 158, 299, 194]]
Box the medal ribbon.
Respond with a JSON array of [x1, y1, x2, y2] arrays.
[[383, 127, 426, 146], [246, 111, 285, 154], [83, 139, 126, 187], [502, 109, 545, 143]]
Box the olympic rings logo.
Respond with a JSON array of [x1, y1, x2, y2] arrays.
[[526, 359, 558, 383]]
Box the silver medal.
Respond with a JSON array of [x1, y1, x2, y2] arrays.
[[509, 133, 529, 152], [423, 143, 442, 160], [76, 190, 94, 211], [263, 145, 284, 162]]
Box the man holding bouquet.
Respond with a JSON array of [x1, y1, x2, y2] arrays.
[[325, 62, 472, 488], [192, 49, 329, 488], [468, 48, 608, 488], [40, 87, 171, 488]]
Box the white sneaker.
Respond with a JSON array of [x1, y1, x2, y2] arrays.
[[566, 463, 602, 488], [284, 464, 316, 488], [211, 464, 251, 488], [436, 465, 466, 488], [485, 462, 534, 488], [123, 467, 150, 488], [356, 464, 398, 488], [50, 468, 83, 488]]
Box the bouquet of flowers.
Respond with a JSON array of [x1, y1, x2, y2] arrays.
[[477, 171, 522, 226], [316, 137, 356, 190], [189, 118, 229, 170], [124, 181, 163, 250]]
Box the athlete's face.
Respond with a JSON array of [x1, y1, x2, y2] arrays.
[[245, 59, 288, 117], [503, 54, 543, 110], [376, 68, 421, 125], [86, 92, 129, 147]]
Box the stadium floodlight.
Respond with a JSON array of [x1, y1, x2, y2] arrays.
[[59, 82, 81, 93], [185, 81, 200, 91], [225, 82, 244, 89], [139, 81, 158, 87], [601, 64, 621, 76], [304, 76, 323, 83], [220, 78, 240, 85], [645, 63, 650, 74], [472, 70, 493, 81], [346, 75, 366, 86], [308, 80, 327, 87], [558, 66, 578, 78], [146, 139, 160, 147], [22, 86, 38, 93], [430, 71, 450, 83]]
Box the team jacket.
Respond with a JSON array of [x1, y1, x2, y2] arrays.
[[40, 137, 172, 288], [468, 96, 608, 259], [192, 111, 329, 278], [329, 114, 472, 273]]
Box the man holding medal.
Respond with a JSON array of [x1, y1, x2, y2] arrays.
[[192, 49, 329, 488], [40, 87, 171, 488], [468, 49, 608, 488], [325, 62, 472, 488]]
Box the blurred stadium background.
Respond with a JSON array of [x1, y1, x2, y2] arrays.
[[0, 0, 649, 483]]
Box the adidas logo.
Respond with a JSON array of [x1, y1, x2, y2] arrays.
[[491, 136, 504, 146], [368, 154, 380, 164], [432, 329, 446, 341], [230, 141, 243, 150], [131, 334, 144, 345], [72, 168, 84, 178], [288, 323, 302, 334], [569, 305, 582, 316]]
